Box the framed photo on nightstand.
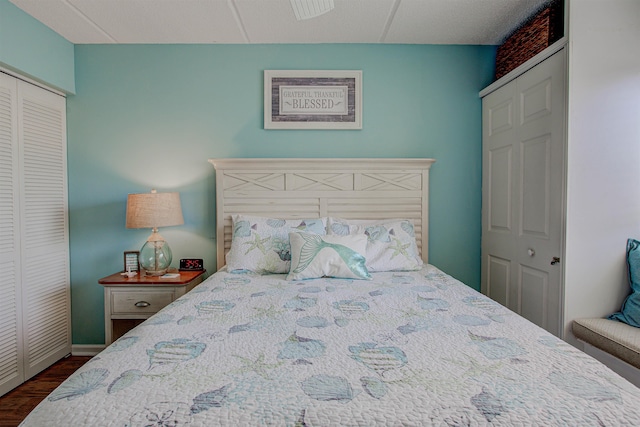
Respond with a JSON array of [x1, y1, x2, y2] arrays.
[[124, 251, 140, 272]]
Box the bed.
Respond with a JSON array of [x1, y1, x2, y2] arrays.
[[20, 159, 640, 426]]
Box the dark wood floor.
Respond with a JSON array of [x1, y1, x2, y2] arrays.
[[0, 356, 91, 427]]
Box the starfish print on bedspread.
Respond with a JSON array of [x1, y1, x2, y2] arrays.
[[230, 353, 284, 380]]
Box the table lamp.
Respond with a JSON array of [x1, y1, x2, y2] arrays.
[[126, 189, 184, 276]]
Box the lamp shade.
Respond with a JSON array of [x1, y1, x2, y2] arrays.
[[126, 190, 184, 229]]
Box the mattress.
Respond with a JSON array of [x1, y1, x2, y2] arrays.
[[21, 265, 640, 426]]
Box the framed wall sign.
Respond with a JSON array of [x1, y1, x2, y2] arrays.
[[264, 70, 362, 130]]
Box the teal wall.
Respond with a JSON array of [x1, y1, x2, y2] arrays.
[[69, 44, 495, 344], [0, 0, 74, 93]]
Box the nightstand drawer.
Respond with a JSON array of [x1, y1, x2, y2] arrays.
[[111, 290, 174, 315]]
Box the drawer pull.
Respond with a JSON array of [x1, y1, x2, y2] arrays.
[[134, 301, 151, 308]]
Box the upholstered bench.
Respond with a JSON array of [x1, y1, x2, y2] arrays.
[[573, 318, 640, 385], [573, 240, 640, 386]]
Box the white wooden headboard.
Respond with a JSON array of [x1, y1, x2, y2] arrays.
[[208, 158, 436, 270]]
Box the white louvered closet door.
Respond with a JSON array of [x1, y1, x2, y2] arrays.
[[17, 80, 71, 379], [0, 72, 70, 397], [0, 73, 24, 396]]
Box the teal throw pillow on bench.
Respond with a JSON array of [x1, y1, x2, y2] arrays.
[[609, 238, 640, 328]]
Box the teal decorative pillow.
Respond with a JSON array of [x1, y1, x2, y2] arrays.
[[226, 215, 326, 274], [327, 217, 423, 272], [287, 232, 371, 281], [609, 238, 640, 327]]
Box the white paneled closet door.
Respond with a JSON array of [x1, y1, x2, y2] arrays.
[[0, 72, 24, 396], [481, 50, 566, 338], [0, 72, 70, 397]]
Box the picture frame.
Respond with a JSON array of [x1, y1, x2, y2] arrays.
[[264, 70, 362, 130], [124, 251, 140, 272]]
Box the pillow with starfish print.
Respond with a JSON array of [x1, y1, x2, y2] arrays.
[[226, 215, 327, 274], [326, 218, 423, 272]]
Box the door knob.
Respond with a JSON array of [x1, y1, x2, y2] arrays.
[[551, 257, 560, 265], [528, 249, 535, 257]]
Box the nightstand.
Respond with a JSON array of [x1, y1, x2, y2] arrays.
[[99, 269, 206, 345]]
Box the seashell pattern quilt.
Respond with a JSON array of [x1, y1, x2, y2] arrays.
[[21, 265, 640, 426]]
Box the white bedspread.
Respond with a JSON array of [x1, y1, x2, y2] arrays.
[[21, 265, 640, 426]]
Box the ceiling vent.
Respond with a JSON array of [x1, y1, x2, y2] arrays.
[[290, 0, 335, 20]]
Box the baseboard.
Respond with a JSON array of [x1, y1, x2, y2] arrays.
[[71, 344, 105, 356]]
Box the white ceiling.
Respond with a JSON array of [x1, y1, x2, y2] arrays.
[[9, 0, 551, 45]]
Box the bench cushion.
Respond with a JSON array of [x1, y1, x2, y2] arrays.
[[573, 318, 640, 369]]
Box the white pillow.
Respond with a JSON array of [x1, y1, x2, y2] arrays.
[[326, 217, 423, 272], [287, 232, 371, 281], [226, 215, 326, 274]]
